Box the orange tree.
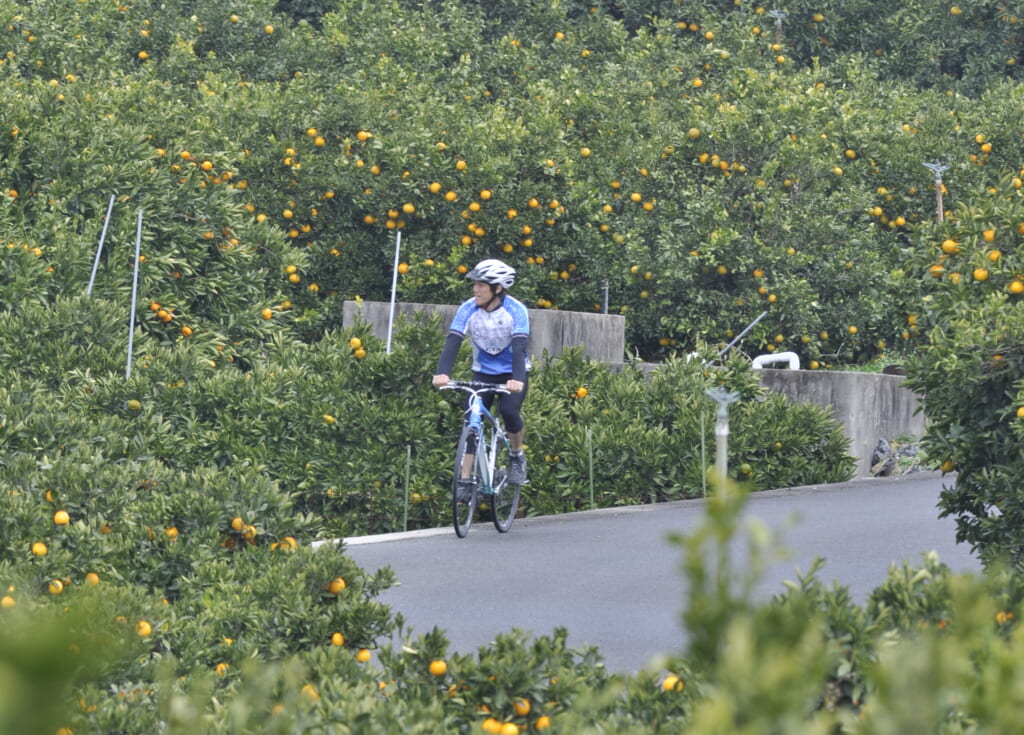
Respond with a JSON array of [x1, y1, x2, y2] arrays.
[[2, 0, 1023, 364], [904, 166, 1024, 566]]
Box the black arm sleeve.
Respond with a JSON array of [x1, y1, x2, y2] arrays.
[[435, 332, 464, 376], [511, 334, 528, 382]]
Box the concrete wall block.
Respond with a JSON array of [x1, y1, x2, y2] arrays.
[[343, 300, 625, 364], [756, 369, 926, 476]]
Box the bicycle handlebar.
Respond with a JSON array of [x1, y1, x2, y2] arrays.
[[439, 380, 511, 395]]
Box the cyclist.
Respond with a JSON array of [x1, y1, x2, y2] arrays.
[[433, 258, 530, 490]]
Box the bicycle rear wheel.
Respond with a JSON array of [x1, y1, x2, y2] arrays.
[[490, 437, 521, 533], [452, 425, 478, 538]]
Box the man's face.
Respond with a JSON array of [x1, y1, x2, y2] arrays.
[[472, 280, 498, 306]]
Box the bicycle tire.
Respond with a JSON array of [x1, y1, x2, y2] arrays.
[[452, 424, 478, 538], [490, 434, 521, 533]]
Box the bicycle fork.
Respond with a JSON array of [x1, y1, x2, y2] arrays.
[[464, 399, 509, 495]]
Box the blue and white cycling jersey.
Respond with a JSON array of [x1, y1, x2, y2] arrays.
[[448, 295, 531, 376]]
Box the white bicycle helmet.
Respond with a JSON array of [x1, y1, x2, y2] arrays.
[[466, 258, 516, 288]]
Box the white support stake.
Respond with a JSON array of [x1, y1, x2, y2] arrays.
[[87, 194, 116, 296], [125, 210, 143, 380], [386, 230, 402, 355]]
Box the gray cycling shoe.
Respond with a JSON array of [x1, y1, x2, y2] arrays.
[[508, 453, 527, 485], [455, 478, 477, 503]]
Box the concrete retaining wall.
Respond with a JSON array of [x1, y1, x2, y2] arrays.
[[755, 368, 926, 477], [342, 300, 924, 477], [342, 300, 625, 365]]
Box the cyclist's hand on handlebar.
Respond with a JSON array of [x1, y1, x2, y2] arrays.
[[432, 374, 450, 388], [506, 379, 524, 393]]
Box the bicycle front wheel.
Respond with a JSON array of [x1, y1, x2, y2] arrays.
[[490, 437, 521, 533], [452, 424, 478, 538]]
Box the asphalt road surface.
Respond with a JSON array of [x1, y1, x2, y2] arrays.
[[343, 472, 979, 674]]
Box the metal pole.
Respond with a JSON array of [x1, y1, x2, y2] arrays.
[[87, 194, 116, 296], [386, 230, 401, 355], [403, 445, 411, 532], [700, 411, 707, 497], [769, 9, 787, 44], [125, 210, 143, 380], [601, 278, 609, 315], [924, 162, 949, 224], [587, 427, 595, 510], [717, 310, 768, 358], [705, 388, 739, 490]]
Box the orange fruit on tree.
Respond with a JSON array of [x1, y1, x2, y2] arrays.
[[135, 620, 152, 637], [331, 632, 345, 646], [661, 674, 684, 692], [54, 510, 70, 525], [355, 648, 371, 663], [326, 577, 346, 594], [513, 698, 531, 716], [535, 715, 551, 730], [429, 659, 448, 676], [1009, 280, 1024, 295], [973, 268, 989, 282]]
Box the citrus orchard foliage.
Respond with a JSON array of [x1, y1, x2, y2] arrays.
[[904, 172, 1024, 566], [6, 473, 1024, 733], [1, 0, 1023, 362], [2, 0, 1024, 731]]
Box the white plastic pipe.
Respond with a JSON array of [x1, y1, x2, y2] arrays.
[[751, 351, 800, 370]]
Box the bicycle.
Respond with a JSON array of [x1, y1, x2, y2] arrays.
[[439, 380, 523, 538]]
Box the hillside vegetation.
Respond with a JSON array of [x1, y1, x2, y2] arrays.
[[3, 0, 1024, 733]]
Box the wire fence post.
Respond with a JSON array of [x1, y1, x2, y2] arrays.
[[87, 194, 116, 296], [700, 410, 707, 497], [587, 427, 595, 510], [125, 210, 143, 380], [386, 230, 402, 355], [402, 445, 411, 532]]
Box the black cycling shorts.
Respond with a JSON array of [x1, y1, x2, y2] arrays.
[[470, 371, 527, 434]]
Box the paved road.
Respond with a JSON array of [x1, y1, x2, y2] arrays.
[[344, 473, 979, 674]]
